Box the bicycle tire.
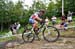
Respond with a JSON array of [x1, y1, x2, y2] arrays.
[[22, 28, 35, 43], [43, 26, 60, 42]]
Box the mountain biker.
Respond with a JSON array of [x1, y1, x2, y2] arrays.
[[29, 9, 45, 34]]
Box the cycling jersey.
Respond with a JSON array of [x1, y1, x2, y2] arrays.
[[29, 12, 39, 24], [30, 12, 39, 19]]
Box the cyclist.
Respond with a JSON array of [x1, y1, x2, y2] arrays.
[[29, 9, 45, 34]]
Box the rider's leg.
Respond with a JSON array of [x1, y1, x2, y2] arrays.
[[32, 20, 38, 32], [32, 21, 40, 40], [29, 19, 39, 32]]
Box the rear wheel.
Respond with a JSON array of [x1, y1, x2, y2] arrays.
[[22, 28, 35, 43], [43, 26, 60, 42]]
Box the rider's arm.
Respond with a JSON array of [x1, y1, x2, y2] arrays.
[[35, 16, 42, 21], [34, 14, 42, 21]]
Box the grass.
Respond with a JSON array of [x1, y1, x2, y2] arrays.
[[18, 27, 24, 34], [0, 30, 9, 35], [0, 27, 24, 42], [60, 29, 75, 37], [0, 36, 16, 42]]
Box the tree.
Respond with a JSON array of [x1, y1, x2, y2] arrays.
[[64, 0, 75, 12], [56, 0, 75, 16], [0, 0, 7, 31], [32, 0, 46, 11], [47, 1, 56, 18]]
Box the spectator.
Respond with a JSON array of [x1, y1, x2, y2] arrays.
[[9, 22, 21, 35], [16, 22, 21, 30], [51, 16, 57, 26], [67, 11, 73, 23], [16, 22, 21, 33], [45, 17, 49, 26], [61, 14, 67, 22], [10, 23, 17, 35], [64, 22, 68, 30], [60, 14, 68, 30]]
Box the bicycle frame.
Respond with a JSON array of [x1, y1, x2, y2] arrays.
[[34, 22, 48, 34]]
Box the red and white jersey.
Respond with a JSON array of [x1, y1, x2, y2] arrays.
[[30, 12, 39, 20]]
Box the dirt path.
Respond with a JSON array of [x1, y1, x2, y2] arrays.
[[0, 37, 74, 49]]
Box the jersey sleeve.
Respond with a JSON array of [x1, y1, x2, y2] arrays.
[[34, 13, 39, 19]]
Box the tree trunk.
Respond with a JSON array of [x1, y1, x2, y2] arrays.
[[1, 23, 3, 32]]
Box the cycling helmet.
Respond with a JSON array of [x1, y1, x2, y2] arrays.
[[39, 9, 45, 14]]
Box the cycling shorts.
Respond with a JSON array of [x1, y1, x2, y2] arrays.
[[29, 18, 34, 24]]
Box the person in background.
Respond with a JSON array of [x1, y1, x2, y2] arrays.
[[64, 22, 68, 30], [10, 22, 21, 35], [10, 23, 17, 35], [67, 11, 73, 23], [16, 22, 21, 33], [16, 22, 21, 30], [45, 17, 49, 26], [61, 14, 67, 22], [60, 14, 68, 30], [51, 16, 57, 26]]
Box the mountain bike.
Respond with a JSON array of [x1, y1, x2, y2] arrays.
[[22, 21, 60, 43]]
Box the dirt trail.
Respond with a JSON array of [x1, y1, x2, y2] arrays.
[[0, 37, 74, 49]]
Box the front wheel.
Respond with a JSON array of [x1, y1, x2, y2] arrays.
[[22, 28, 35, 43], [43, 26, 60, 42]]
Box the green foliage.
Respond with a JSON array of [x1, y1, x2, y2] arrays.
[[0, 36, 16, 42], [64, 0, 75, 12], [0, 0, 75, 31]]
